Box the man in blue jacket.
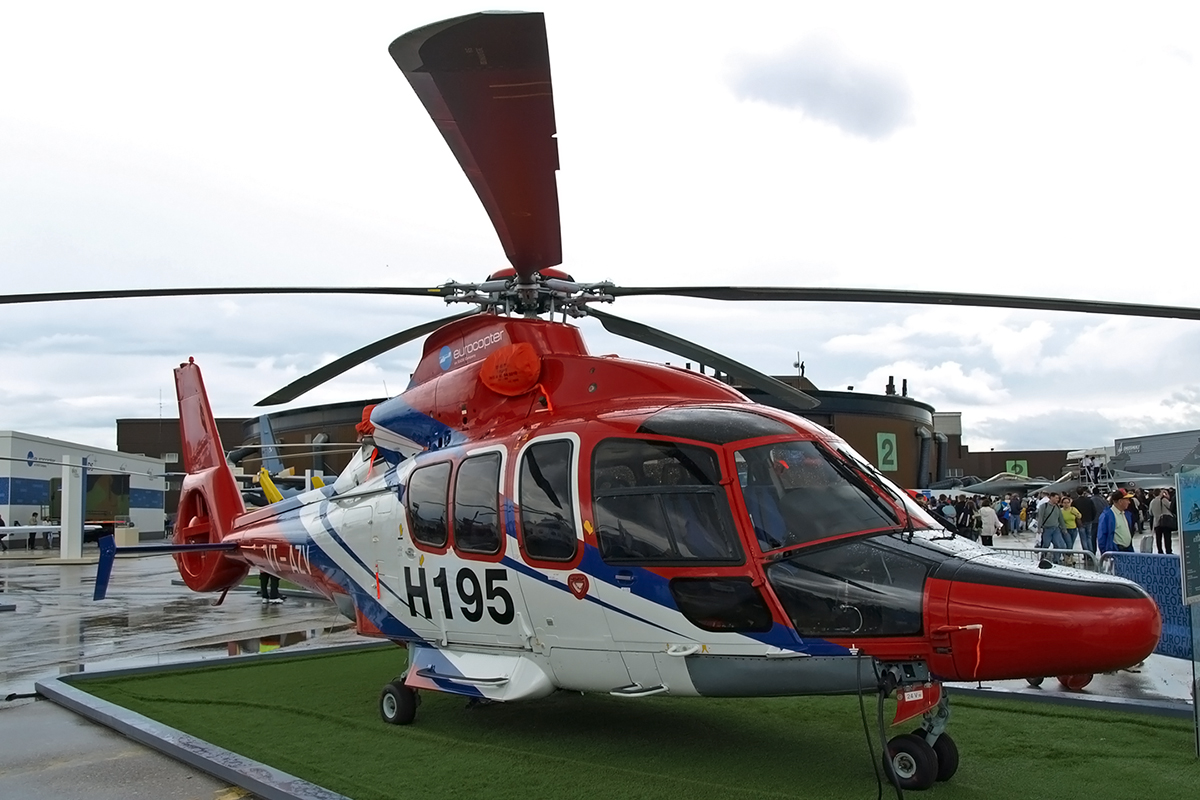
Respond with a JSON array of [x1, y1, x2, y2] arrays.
[[1097, 490, 1136, 553]]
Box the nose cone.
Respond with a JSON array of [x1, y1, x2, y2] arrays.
[[941, 558, 1161, 681]]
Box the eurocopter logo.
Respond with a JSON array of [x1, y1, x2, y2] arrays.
[[439, 332, 505, 371]]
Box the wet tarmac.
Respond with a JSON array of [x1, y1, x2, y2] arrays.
[[0, 550, 356, 697], [0, 547, 357, 800]]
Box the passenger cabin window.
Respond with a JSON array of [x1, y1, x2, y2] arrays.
[[736, 440, 898, 552], [519, 440, 577, 562], [454, 453, 502, 555], [592, 438, 743, 565], [407, 462, 451, 547]]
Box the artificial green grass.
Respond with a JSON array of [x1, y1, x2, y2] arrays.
[[80, 648, 1200, 800]]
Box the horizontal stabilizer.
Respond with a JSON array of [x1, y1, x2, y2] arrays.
[[93, 537, 239, 601]]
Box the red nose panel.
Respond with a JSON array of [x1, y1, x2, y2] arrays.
[[938, 577, 1161, 680]]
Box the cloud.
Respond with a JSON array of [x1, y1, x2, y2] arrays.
[[729, 36, 913, 139], [861, 360, 1008, 406], [972, 409, 1121, 451]]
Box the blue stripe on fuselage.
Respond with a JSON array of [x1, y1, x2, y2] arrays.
[[314, 500, 414, 615], [371, 396, 466, 452]]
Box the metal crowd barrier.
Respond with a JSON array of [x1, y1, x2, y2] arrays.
[[985, 546, 1101, 571]]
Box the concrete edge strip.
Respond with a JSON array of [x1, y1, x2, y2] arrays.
[[33, 641, 396, 800], [949, 683, 1193, 718], [36, 676, 350, 800]]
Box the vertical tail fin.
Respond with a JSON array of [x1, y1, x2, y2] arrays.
[[173, 358, 248, 592]]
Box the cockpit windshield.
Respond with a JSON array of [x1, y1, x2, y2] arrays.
[[736, 440, 910, 552]]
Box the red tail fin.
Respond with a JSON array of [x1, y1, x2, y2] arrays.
[[173, 358, 248, 592]]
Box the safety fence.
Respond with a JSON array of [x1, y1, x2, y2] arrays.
[[986, 546, 1101, 572]]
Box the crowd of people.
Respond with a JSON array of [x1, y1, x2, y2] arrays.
[[921, 486, 1179, 556]]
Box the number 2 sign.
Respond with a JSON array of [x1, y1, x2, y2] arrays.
[[876, 433, 898, 472]]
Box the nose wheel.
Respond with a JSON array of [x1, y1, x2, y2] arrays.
[[885, 734, 938, 790], [884, 682, 959, 790]]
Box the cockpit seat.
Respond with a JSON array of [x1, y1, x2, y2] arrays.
[[743, 485, 788, 550]]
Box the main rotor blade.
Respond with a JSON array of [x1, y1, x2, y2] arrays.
[[390, 12, 562, 281], [255, 310, 477, 407], [585, 308, 820, 411], [0, 286, 453, 306], [608, 286, 1200, 321]]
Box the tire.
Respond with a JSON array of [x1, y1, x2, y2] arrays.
[[929, 733, 960, 781], [1058, 673, 1093, 691], [884, 733, 938, 791], [1026, 676, 1045, 687], [379, 681, 418, 725]]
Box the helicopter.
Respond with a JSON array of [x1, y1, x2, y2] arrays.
[[5, 10, 1188, 793]]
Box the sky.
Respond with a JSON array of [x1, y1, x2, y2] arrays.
[[2, 1, 1198, 454]]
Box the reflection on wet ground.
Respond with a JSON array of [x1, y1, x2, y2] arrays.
[[0, 553, 358, 697]]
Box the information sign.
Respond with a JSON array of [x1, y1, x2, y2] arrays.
[[1179, 467, 1200, 758], [1005, 459, 1028, 477], [1178, 469, 1200, 605]]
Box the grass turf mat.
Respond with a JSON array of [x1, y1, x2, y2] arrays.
[[80, 647, 1200, 800]]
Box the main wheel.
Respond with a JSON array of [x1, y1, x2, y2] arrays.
[[379, 681, 418, 725], [910, 730, 959, 781], [1026, 676, 1045, 687], [884, 733, 938, 791], [1058, 673, 1093, 691]]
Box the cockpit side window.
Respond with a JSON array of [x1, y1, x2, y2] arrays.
[[519, 440, 577, 562], [592, 438, 743, 565], [454, 453, 502, 556], [766, 537, 931, 637], [736, 440, 898, 551], [407, 462, 451, 548]]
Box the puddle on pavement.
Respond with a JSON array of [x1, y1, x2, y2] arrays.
[[3, 621, 359, 697], [223, 623, 356, 655]]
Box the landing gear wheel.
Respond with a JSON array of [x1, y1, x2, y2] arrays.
[[379, 681, 418, 725], [885, 733, 938, 791], [1057, 673, 1093, 691], [912, 730, 960, 782], [1026, 676, 1045, 687]]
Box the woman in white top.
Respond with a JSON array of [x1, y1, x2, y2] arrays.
[[976, 501, 1003, 546]]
